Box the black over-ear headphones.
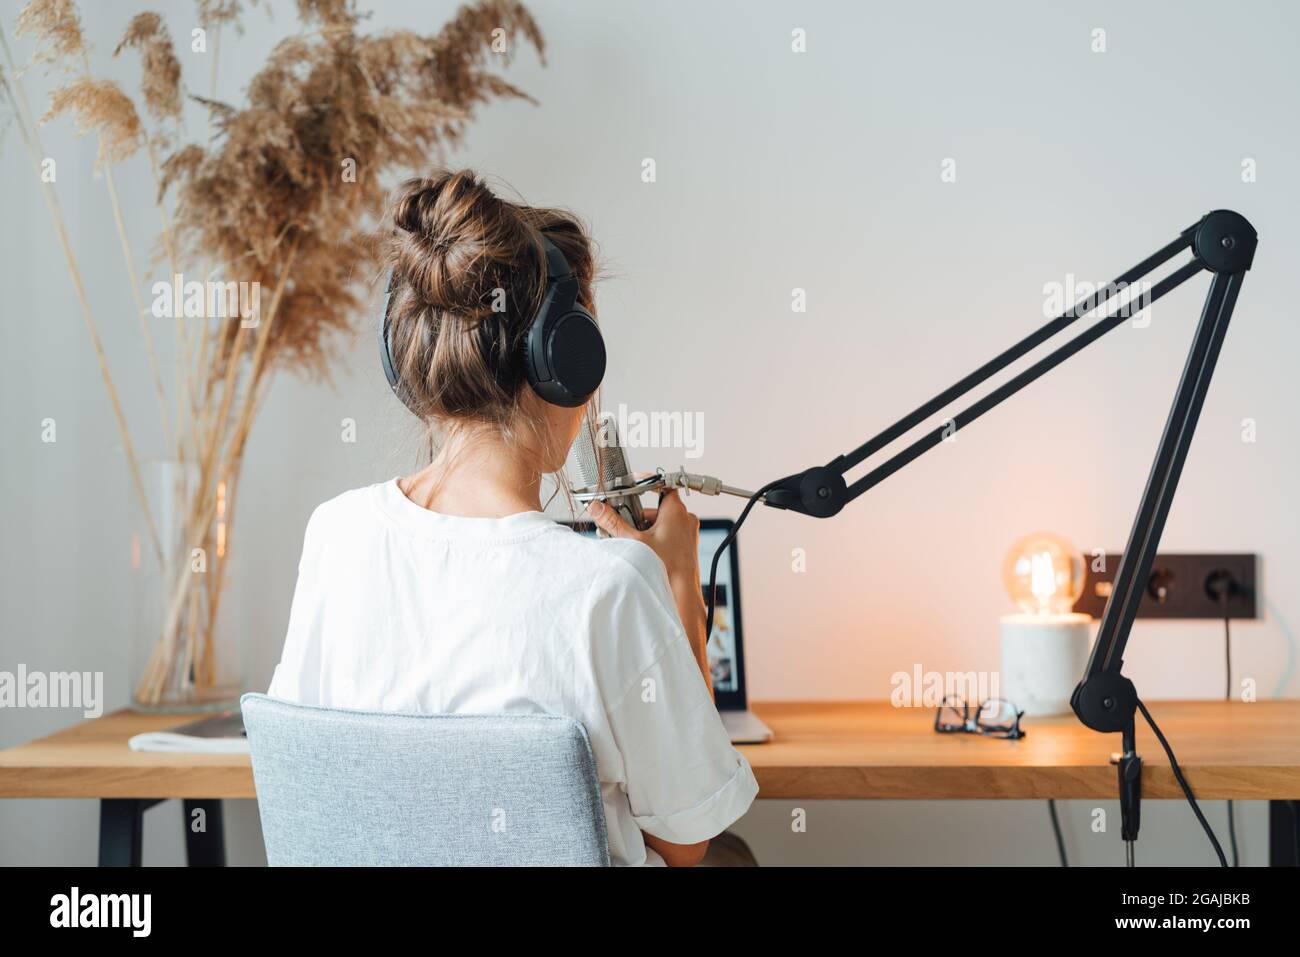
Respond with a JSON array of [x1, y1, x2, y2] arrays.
[[379, 235, 605, 411]]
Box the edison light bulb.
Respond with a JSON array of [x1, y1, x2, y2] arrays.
[[1001, 532, 1085, 616], [999, 531, 1091, 717]]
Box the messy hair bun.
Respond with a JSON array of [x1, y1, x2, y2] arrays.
[[383, 169, 596, 422]]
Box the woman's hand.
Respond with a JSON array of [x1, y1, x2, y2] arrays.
[[587, 490, 701, 594], [587, 491, 711, 691]]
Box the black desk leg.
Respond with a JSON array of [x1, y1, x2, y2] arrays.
[[1269, 800, 1299, 867], [98, 799, 162, 867], [99, 798, 225, 866], [183, 799, 227, 867]]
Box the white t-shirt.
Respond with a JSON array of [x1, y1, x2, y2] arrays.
[[267, 480, 758, 866]]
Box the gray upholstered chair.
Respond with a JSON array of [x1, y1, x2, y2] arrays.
[[241, 693, 610, 866]]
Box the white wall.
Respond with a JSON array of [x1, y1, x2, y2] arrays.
[[2, 0, 1295, 866]]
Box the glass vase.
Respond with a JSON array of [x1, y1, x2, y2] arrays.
[[129, 460, 244, 713]]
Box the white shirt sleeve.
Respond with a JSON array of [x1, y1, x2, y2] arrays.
[[593, 543, 759, 846]]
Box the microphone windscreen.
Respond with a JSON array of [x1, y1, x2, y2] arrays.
[[568, 416, 630, 490], [567, 415, 646, 532]]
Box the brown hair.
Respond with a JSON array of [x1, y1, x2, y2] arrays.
[[383, 169, 597, 427]]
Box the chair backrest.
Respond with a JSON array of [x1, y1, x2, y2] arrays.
[[241, 693, 611, 866]]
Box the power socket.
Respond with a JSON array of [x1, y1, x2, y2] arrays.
[[1073, 553, 1257, 620]]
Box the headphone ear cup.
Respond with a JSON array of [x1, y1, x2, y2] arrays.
[[525, 307, 605, 408], [524, 237, 603, 406], [540, 310, 605, 408], [378, 279, 404, 400], [379, 275, 428, 416], [523, 235, 605, 406]]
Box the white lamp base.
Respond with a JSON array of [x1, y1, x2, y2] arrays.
[[999, 613, 1092, 717]]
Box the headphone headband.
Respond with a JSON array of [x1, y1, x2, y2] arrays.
[[379, 234, 605, 413], [541, 235, 573, 281]]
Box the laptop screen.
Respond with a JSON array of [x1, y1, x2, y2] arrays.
[[565, 518, 747, 709]]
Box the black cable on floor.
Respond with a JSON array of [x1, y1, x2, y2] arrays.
[[1226, 799, 1239, 867], [1047, 799, 1068, 867], [1136, 696, 1229, 867]]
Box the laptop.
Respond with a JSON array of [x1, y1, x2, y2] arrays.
[[568, 517, 773, 744]]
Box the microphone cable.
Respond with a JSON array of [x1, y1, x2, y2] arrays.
[[704, 479, 782, 642], [1047, 799, 1069, 867], [1135, 696, 1229, 866]]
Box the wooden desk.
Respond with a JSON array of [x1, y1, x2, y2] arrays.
[[3, 700, 1298, 865], [742, 700, 1300, 801]]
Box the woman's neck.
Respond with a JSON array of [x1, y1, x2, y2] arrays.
[[399, 429, 544, 518]]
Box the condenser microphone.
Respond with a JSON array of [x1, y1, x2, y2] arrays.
[[568, 417, 647, 533]]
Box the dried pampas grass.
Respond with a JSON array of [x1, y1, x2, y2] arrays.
[[114, 13, 181, 122], [6, 0, 545, 706], [196, 0, 260, 30], [41, 76, 143, 166], [14, 0, 84, 67], [165, 0, 545, 381]]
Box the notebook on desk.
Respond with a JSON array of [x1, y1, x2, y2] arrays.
[[128, 711, 249, 754]]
